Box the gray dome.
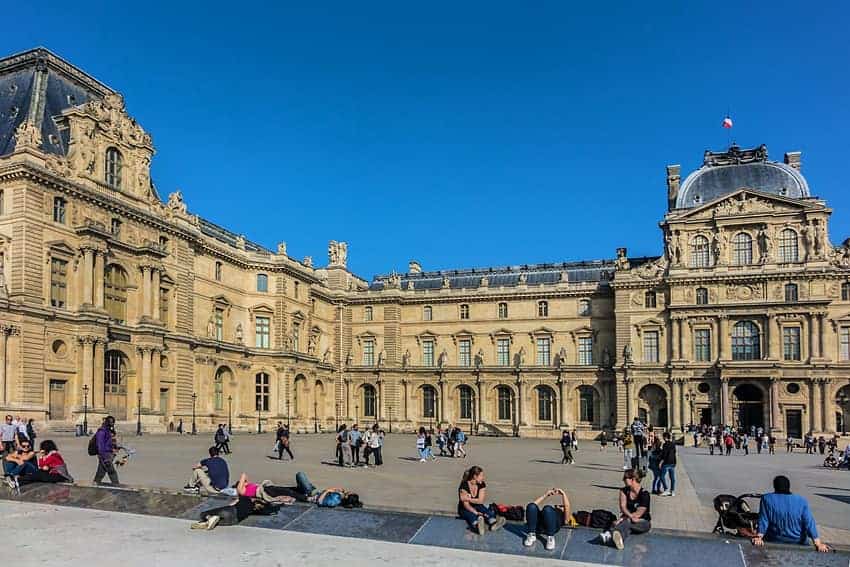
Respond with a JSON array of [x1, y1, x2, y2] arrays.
[[675, 145, 809, 209]]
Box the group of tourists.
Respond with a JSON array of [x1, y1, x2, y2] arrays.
[[1, 418, 73, 490], [335, 423, 384, 467], [559, 430, 579, 464], [416, 425, 468, 462]]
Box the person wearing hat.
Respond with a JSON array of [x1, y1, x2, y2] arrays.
[[751, 475, 830, 552]]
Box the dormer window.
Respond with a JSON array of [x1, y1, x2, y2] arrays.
[[364, 306, 373, 321], [105, 147, 123, 189], [256, 273, 268, 292], [459, 304, 470, 320], [537, 301, 549, 317]]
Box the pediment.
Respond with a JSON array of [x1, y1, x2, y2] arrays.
[[675, 189, 816, 221], [249, 302, 275, 315], [569, 324, 594, 336], [211, 294, 232, 307], [46, 240, 76, 258], [529, 326, 556, 336], [290, 310, 306, 321]]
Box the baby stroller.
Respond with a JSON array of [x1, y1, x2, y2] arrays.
[[713, 493, 761, 538]]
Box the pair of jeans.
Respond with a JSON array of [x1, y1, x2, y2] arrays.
[[370, 446, 383, 466], [278, 443, 294, 460], [611, 518, 651, 543], [561, 445, 573, 464], [295, 471, 316, 496], [459, 503, 494, 529], [649, 464, 663, 492], [623, 448, 633, 469], [339, 443, 352, 466], [660, 464, 676, 492], [94, 456, 119, 484], [352, 444, 360, 464], [3, 460, 36, 477], [418, 448, 427, 460], [526, 503, 561, 537]]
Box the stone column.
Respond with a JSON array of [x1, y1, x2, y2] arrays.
[[79, 337, 93, 408], [0, 326, 13, 404], [823, 317, 835, 361], [811, 378, 822, 433], [679, 379, 688, 428], [152, 268, 161, 321], [517, 377, 525, 427], [769, 315, 781, 360], [670, 379, 681, 430], [770, 378, 781, 431], [823, 379, 836, 433], [93, 339, 105, 409], [81, 248, 94, 306], [557, 377, 566, 427], [94, 250, 105, 308], [377, 378, 383, 422], [438, 379, 445, 423], [671, 318, 680, 360], [140, 266, 151, 318], [476, 379, 485, 425], [141, 347, 153, 410], [720, 377, 730, 426], [810, 314, 821, 360], [817, 313, 825, 360], [682, 320, 691, 361], [401, 379, 409, 422], [718, 316, 729, 360], [151, 348, 161, 411], [625, 377, 635, 423]]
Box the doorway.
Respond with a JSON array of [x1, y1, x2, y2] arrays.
[[785, 409, 803, 439], [48, 380, 66, 420], [159, 389, 169, 415], [733, 384, 764, 430], [699, 407, 713, 426]]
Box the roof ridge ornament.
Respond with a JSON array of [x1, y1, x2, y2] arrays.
[[703, 143, 768, 167]]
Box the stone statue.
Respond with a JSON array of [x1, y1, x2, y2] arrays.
[[234, 323, 243, 344], [235, 235, 246, 250], [307, 333, 318, 355], [303, 256, 313, 268], [402, 349, 411, 369], [801, 224, 815, 260], [556, 347, 568, 368], [322, 348, 332, 363], [377, 350, 385, 367], [518, 273, 527, 284], [614, 247, 630, 271], [387, 273, 401, 289], [437, 349, 448, 368], [166, 191, 187, 214], [711, 231, 727, 265], [442, 275, 450, 289], [814, 221, 827, 259], [602, 347, 612, 368], [345, 351, 353, 366], [328, 240, 348, 267], [757, 226, 772, 264], [277, 241, 287, 256], [206, 316, 216, 338], [473, 349, 485, 370], [514, 347, 525, 368], [622, 344, 633, 364]]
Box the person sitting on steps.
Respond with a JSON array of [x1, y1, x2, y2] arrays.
[[524, 488, 571, 550], [751, 475, 830, 553], [184, 446, 229, 495], [457, 466, 506, 535], [599, 468, 651, 550]]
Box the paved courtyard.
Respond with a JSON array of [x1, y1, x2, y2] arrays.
[[48, 432, 850, 544]]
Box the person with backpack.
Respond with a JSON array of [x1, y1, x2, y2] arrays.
[[659, 432, 676, 497], [599, 468, 651, 550], [724, 433, 734, 456], [559, 430, 573, 464], [524, 488, 571, 550], [630, 417, 646, 460], [349, 424, 361, 465], [214, 424, 230, 455], [91, 416, 120, 486]]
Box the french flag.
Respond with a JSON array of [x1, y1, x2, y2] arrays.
[[722, 116, 733, 129]]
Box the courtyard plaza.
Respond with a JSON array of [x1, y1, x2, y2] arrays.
[[46, 431, 850, 542]]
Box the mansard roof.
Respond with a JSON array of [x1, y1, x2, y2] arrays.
[[674, 144, 810, 210], [0, 47, 115, 156], [368, 259, 617, 291]]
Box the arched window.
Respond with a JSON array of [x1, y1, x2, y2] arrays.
[[784, 283, 798, 302], [537, 386, 554, 422], [459, 304, 470, 320], [696, 287, 709, 305], [256, 273, 268, 292], [423, 305, 432, 321], [364, 306, 373, 321], [362, 384, 377, 417], [779, 229, 799, 263], [105, 147, 123, 189], [578, 386, 595, 422], [690, 235, 710, 268], [255, 372, 270, 411], [537, 301, 549, 317], [497, 386, 513, 421], [498, 302, 508, 319], [644, 291, 657, 308], [422, 385, 437, 418], [104, 265, 128, 323], [214, 367, 231, 411], [732, 321, 761, 361], [458, 385, 474, 420], [104, 351, 127, 396], [733, 232, 753, 265]]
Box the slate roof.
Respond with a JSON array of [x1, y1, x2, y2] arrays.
[[0, 47, 114, 156]]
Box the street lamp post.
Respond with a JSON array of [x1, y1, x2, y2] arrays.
[[313, 399, 318, 433], [335, 402, 340, 431], [257, 404, 262, 434], [191, 392, 197, 435], [684, 389, 696, 428], [287, 398, 291, 428], [388, 404, 393, 434], [227, 395, 233, 435], [82, 385, 89, 436], [136, 388, 143, 436], [839, 393, 849, 436]]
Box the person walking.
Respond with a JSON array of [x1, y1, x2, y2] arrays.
[[560, 430, 574, 464], [416, 428, 427, 462], [455, 427, 467, 458], [276, 423, 294, 461], [600, 430, 608, 451], [630, 417, 646, 462], [424, 429, 435, 460], [724, 433, 734, 456], [622, 430, 634, 470], [93, 416, 120, 486], [349, 424, 361, 465], [659, 432, 676, 497], [214, 424, 229, 455], [368, 424, 384, 466], [741, 433, 750, 455], [436, 427, 448, 456], [768, 433, 776, 455], [648, 438, 663, 495]]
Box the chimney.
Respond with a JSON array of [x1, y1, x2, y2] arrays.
[[408, 260, 422, 274], [666, 165, 681, 210], [784, 151, 801, 171]]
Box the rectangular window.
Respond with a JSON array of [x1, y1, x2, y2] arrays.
[[459, 339, 471, 367], [50, 258, 67, 308], [293, 281, 299, 298], [578, 337, 593, 365], [255, 373, 270, 412], [423, 339, 435, 366], [255, 316, 270, 348], [214, 308, 223, 341], [460, 304, 470, 319], [840, 327, 850, 361], [498, 303, 508, 319], [214, 262, 222, 281], [257, 274, 268, 292], [783, 327, 801, 361], [423, 306, 432, 321], [292, 323, 300, 352], [364, 306, 373, 321], [53, 197, 66, 224], [111, 218, 121, 236], [643, 331, 659, 363], [694, 329, 711, 362], [363, 339, 375, 366], [159, 287, 169, 323], [497, 338, 510, 366], [536, 337, 551, 366]]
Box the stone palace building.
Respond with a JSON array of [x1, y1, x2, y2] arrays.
[[1, 48, 849, 437]]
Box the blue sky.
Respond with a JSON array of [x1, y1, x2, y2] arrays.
[[4, 2, 849, 279]]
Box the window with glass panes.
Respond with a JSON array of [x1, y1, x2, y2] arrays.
[[105, 148, 123, 188], [422, 339, 435, 366], [257, 274, 268, 292], [578, 337, 593, 365], [537, 387, 553, 421], [498, 302, 508, 319], [733, 232, 753, 265], [363, 339, 375, 366], [579, 387, 594, 422], [215, 308, 224, 341], [779, 229, 799, 263], [840, 327, 850, 361], [255, 372, 270, 411], [497, 338, 510, 366], [690, 235, 710, 267], [459, 386, 473, 420], [843, 283, 850, 301], [458, 339, 471, 367], [255, 316, 270, 348], [214, 262, 222, 281], [53, 197, 66, 224], [497, 386, 512, 420], [159, 288, 169, 323], [538, 301, 548, 317], [732, 321, 760, 360], [578, 300, 591, 316], [459, 304, 470, 319], [423, 306, 432, 321], [694, 328, 711, 362], [422, 386, 436, 418], [111, 218, 121, 236], [363, 385, 376, 417], [784, 283, 798, 302], [536, 337, 551, 365], [364, 306, 373, 321], [50, 258, 67, 308], [783, 327, 801, 361], [696, 287, 709, 305], [643, 331, 659, 362], [214, 369, 225, 410], [645, 291, 656, 308]]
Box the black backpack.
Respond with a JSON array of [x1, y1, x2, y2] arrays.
[[87, 434, 99, 456], [590, 509, 617, 529]]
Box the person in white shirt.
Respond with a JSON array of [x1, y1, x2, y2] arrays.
[[1, 415, 18, 453]]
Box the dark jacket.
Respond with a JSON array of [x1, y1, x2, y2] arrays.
[[660, 440, 676, 466]]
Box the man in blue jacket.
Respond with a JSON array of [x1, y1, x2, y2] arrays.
[[752, 476, 829, 553]]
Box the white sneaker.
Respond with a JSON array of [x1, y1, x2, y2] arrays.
[[600, 531, 611, 544], [670, 491, 675, 497], [205, 515, 220, 530], [419, 459, 426, 462], [612, 530, 624, 550], [524, 533, 537, 547], [545, 536, 556, 550]]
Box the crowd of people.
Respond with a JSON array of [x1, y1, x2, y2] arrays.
[[335, 423, 384, 467], [1, 414, 72, 489], [417, 425, 468, 462]]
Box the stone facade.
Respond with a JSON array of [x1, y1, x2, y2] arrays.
[[1, 48, 849, 437]]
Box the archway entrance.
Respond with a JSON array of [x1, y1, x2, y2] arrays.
[[638, 385, 668, 429], [733, 383, 764, 430]]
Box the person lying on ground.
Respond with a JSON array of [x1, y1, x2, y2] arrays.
[[292, 471, 360, 508], [457, 465, 506, 535], [524, 488, 571, 550], [184, 446, 229, 495], [752, 475, 830, 553], [599, 468, 651, 550], [191, 473, 278, 531]]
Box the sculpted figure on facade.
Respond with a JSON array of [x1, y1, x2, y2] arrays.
[[234, 323, 243, 344], [614, 247, 630, 271], [711, 231, 727, 265], [437, 349, 448, 368], [622, 344, 633, 364], [473, 349, 485, 370], [801, 223, 814, 260], [328, 240, 348, 267], [277, 241, 287, 256], [441, 275, 450, 289], [555, 346, 568, 368], [206, 316, 216, 338], [303, 256, 313, 268], [602, 347, 612, 368], [814, 220, 828, 259], [402, 349, 411, 369], [757, 225, 772, 263], [377, 350, 385, 367], [345, 351, 353, 366], [386, 273, 401, 289], [167, 191, 187, 214], [514, 347, 525, 368], [307, 331, 319, 356], [322, 348, 332, 364]]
